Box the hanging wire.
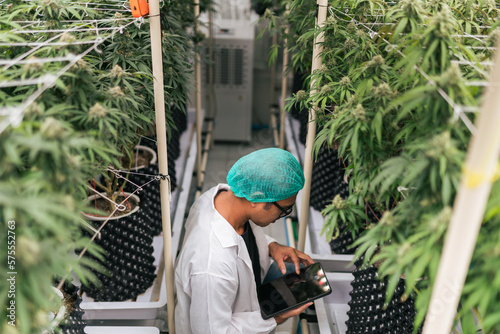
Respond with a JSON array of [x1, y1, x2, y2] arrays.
[[3, 24, 87, 71], [0, 54, 76, 65], [11, 26, 134, 34], [0, 18, 141, 135], [0, 40, 108, 47], [329, 7, 479, 135], [12, 17, 136, 24], [0, 74, 60, 89]]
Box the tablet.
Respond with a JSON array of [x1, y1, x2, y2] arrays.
[[257, 262, 332, 319]]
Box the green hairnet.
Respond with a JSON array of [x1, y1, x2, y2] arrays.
[[227, 148, 305, 203]]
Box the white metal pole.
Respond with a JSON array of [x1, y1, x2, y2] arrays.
[[279, 4, 290, 150], [422, 38, 500, 334], [195, 0, 203, 194], [208, 6, 215, 150], [297, 0, 328, 252], [148, 1, 175, 333], [270, 33, 280, 146], [195, 5, 214, 200]]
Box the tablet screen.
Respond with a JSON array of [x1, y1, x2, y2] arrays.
[[257, 262, 332, 319]]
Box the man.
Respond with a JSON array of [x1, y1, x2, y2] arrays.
[[175, 148, 314, 333]]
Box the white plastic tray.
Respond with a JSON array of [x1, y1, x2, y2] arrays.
[[315, 272, 354, 334]]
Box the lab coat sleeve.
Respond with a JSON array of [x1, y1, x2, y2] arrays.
[[189, 273, 277, 334], [265, 234, 277, 248]]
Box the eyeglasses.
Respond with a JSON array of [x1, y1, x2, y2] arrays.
[[272, 202, 294, 218]]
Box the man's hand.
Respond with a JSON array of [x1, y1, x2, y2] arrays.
[[274, 302, 313, 325], [268, 242, 314, 275]]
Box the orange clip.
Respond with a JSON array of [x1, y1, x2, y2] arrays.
[[129, 0, 149, 18]]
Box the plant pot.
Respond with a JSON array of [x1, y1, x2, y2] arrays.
[[81, 192, 157, 302], [82, 193, 141, 222], [128, 145, 157, 171]]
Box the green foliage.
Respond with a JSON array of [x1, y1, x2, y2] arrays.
[[272, 0, 500, 332], [0, 0, 204, 332]]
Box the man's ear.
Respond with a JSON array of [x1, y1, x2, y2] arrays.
[[249, 201, 258, 208]]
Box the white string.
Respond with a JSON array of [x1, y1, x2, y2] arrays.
[[451, 55, 491, 78], [330, 7, 478, 135], [0, 40, 106, 47], [3, 24, 85, 71], [73, 2, 129, 7], [464, 81, 497, 87], [459, 106, 479, 113], [12, 17, 136, 24], [86, 185, 127, 211], [0, 74, 58, 89], [0, 18, 141, 134], [3, 18, 138, 70], [451, 60, 494, 66], [12, 26, 133, 34], [0, 54, 76, 65]]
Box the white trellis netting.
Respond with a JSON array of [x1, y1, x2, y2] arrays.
[[0, 1, 188, 332]]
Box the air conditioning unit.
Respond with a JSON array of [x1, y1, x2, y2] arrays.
[[201, 19, 254, 142]]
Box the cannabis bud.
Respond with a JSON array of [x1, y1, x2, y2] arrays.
[[110, 64, 125, 78], [320, 84, 332, 95], [26, 102, 43, 117], [59, 32, 76, 44], [43, 0, 62, 10], [380, 211, 395, 226], [352, 104, 366, 121], [66, 154, 81, 169], [430, 5, 455, 38], [345, 38, 357, 49], [88, 103, 107, 118], [75, 59, 88, 70], [318, 64, 329, 75], [23, 57, 44, 73], [109, 86, 125, 98], [325, 16, 337, 28], [296, 90, 308, 102], [355, 30, 365, 38], [331, 195, 346, 209], [367, 55, 385, 68], [339, 76, 351, 86], [426, 131, 452, 158], [332, 105, 341, 118], [437, 64, 461, 87], [347, 22, 357, 33], [372, 82, 393, 97], [326, 58, 337, 67], [41, 117, 65, 139], [429, 206, 452, 231], [263, 8, 274, 20], [17, 236, 41, 267]]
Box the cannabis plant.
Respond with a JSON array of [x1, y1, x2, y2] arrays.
[[0, 0, 204, 332], [266, 0, 500, 332]]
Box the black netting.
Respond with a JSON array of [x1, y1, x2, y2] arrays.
[[329, 225, 357, 255], [57, 282, 86, 334], [81, 209, 157, 301], [310, 147, 349, 211], [346, 257, 422, 334]]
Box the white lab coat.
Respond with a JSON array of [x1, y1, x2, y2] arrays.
[[175, 184, 278, 333]]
